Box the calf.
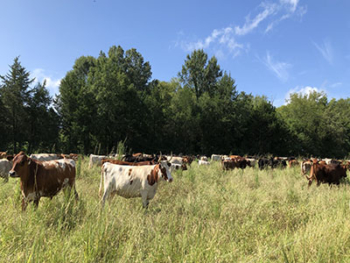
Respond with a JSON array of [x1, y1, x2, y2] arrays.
[[99, 161, 173, 208], [9, 152, 78, 211]]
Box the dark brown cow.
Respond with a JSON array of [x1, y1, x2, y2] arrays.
[[8, 152, 78, 211], [222, 159, 236, 170], [306, 160, 347, 187]]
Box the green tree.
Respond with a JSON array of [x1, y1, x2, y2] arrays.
[[179, 49, 222, 100], [278, 91, 328, 156], [27, 80, 59, 153], [56, 56, 97, 154], [0, 57, 34, 153]]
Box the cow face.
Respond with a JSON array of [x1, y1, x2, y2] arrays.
[[8, 152, 31, 178], [159, 161, 173, 183]]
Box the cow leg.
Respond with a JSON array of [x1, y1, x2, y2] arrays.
[[141, 191, 149, 208], [308, 179, 313, 187], [33, 198, 40, 208], [101, 190, 109, 208], [74, 188, 79, 201], [21, 198, 28, 211]]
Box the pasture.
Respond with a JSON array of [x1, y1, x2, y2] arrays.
[[0, 159, 350, 262]]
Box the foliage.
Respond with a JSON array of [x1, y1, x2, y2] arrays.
[[1, 50, 350, 157]]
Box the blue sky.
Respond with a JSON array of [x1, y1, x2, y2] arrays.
[[1, 0, 349, 106]]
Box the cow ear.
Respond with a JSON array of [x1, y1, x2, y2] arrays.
[[28, 158, 32, 165]]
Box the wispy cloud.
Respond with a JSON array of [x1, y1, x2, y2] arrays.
[[175, 0, 307, 58], [31, 68, 62, 96], [313, 39, 334, 65], [260, 51, 291, 81], [235, 2, 278, 36], [176, 27, 245, 58], [330, 82, 342, 88]]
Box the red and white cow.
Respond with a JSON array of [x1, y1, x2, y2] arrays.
[[9, 152, 78, 210], [99, 161, 173, 208]]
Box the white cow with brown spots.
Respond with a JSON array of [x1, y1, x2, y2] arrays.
[[99, 161, 173, 208], [9, 152, 78, 211]]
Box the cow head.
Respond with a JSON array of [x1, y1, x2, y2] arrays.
[[159, 161, 173, 183], [8, 152, 31, 178]]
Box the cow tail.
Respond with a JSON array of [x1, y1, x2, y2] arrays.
[[99, 164, 104, 198]]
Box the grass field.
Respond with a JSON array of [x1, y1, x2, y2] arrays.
[[1, 159, 350, 262]]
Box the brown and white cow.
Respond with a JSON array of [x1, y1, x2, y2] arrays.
[[9, 152, 78, 211], [99, 161, 173, 208]]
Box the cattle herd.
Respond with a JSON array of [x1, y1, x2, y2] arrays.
[[0, 151, 349, 211]]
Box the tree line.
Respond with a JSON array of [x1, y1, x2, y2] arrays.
[[1, 47, 349, 158]]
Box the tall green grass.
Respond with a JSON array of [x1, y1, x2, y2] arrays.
[[0, 160, 350, 262]]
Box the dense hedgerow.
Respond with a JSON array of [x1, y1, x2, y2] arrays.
[[0, 160, 350, 262]]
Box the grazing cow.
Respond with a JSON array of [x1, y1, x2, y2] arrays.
[[182, 156, 194, 166], [99, 161, 173, 208], [166, 156, 187, 171], [8, 152, 78, 211], [0, 159, 12, 182], [89, 154, 107, 168], [61, 153, 84, 161], [200, 156, 208, 162], [233, 157, 250, 169], [211, 154, 222, 162], [246, 158, 257, 168], [288, 159, 299, 168], [306, 160, 347, 187], [167, 156, 182, 164], [123, 154, 154, 163], [222, 159, 235, 170], [258, 157, 286, 170], [30, 153, 63, 162], [301, 160, 313, 176], [198, 160, 210, 166], [0, 152, 7, 159], [258, 158, 270, 170]]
